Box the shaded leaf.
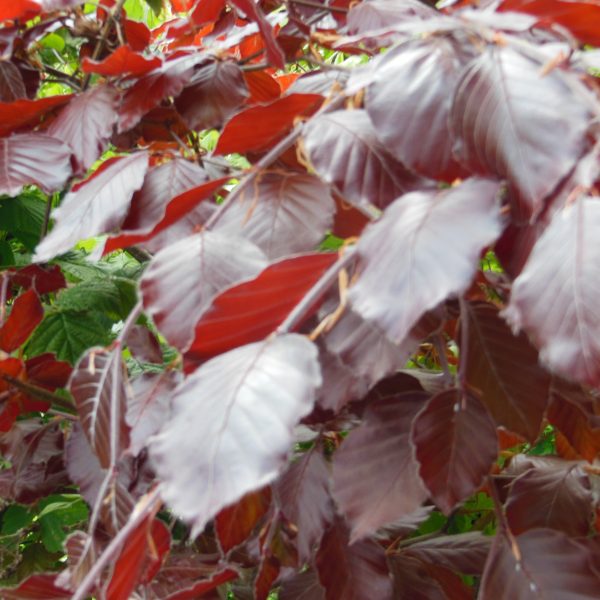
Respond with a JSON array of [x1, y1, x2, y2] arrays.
[[69, 347, 130, 469], [34, 152, 149, 262], [504, 197, 600, 386], [151, 334, 321, 537], [462, 301, 550, 441], [125, 325, 163, 364], [185, 252, 337, 362], [316, 518, 393, 600], [303, 109, 420, 210], [332, 392, 429, 541], [0, 60, 26, 102], [412, 389, 498, 514], [141, 230, 267, 351], [213, 171, 335, 260], [279, 570, 326, 600], [349, 178, 502, 344], [47, 84, 120, 174], [0, 574, 71, 599], [0, 289, 43, 352], [0, 133, 71, 196], [450, 45, 591, 219]]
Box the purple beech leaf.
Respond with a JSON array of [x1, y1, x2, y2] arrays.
[[479, 528, 600, 599], [65, 422, 104, 507], [213, 172, 335, 260], [412, 389, 498, 514], [34, 152, 149, 262], [303, 109, 422, 211], [68, 347, 130, 469], [450, 45, 591, 220], [126, 370, 181, 457], [279, 570, 326, 600], [346, 0, 436, 34], [348, 178, 503, 344], [366, 36, 471, 181], [140, 230, 268, 351], [150, 334, 321, 537], [276, 449, 335, 562], [0, 133, 71, 196], [119, 156, 208, 237], [332, 392, 429, 542], [0, 61, 26, 102], [503, 197, 600, 386], [463, 301, 550, 441], [47, 84, 120, 174]]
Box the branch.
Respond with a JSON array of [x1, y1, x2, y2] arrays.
[[287, 0, 349, 13], [1, 374, 77, 413]]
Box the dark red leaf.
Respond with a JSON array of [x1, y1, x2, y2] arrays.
[[462, 302, 550, 441], [303, 109, 422, 210], [141, 230, 267, 351], [215, 487, 272, 553], [185, 252, 337, 362], [151, 334, 321, 537], [10, 264, 66, 294], [0, 289, 43, 352], [0, 95, 70, 137], [332, 392, 429, 541], [0, 133, 71, 196], [389, 555, 448, 600], [0, 574, 71, 599], [366, 37, 471, 181], [316, 518, 393, 600], [125, 325, 163, 364], [412, 389, 498, 514], [82, 45, 162, 76], [348, 179, 502, 344], [214, 94, 322, 155], [69, 347, 130, 469], [34, 152, 149, 262], [25, 353, 71, 390], [213, 171, 335, 259], [255, 557, 280, 600], [123, 18, 151, 51], [450, 45, 591, 220], [47, 84, 120, 173], [279, 570, 326, 600], [158, 567, 238, 600], [0, 61, 26, 102], [479, 528, 600, 598], [276, 449, 335, 562]]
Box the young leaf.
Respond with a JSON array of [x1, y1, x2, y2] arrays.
[[47, 85, 120, 174], [34, 152, 149, 262], [0, 133, 72, 196], [213, 172, 335, 260], [332, 392, 429, 541], [348, 178, 502, 344], [411, 389, 499, 515], [140, 230, 267, 351], [303, 109, 421, 210], [150, 334, 321, 537], [504, 197, 600, 386], [0, 289, 43, 353]]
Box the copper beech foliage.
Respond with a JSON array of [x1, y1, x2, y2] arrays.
[[0, 0, 600, 598]]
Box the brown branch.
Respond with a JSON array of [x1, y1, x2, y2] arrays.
[[288, 0, 349, 13], [1, 374, 77, 414]]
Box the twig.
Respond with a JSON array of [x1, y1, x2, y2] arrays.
[[458, 297, 469, 390], [288, 0, 349, 13], [0, 374, 77, 413], [240, 61, 270, 72], [41, 192, 54, 239], [41, 65, 82, 90]]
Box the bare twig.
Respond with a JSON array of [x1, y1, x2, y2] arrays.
[[288, 0, 349, 13]]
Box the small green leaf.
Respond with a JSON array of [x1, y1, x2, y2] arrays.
[[144, 0, 163, 16], [40, 33, 65, 52], [0, 505, 34, 536]]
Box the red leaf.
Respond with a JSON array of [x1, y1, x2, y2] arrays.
[[82, 45, 162, 77], [0, 1, 40, 22], [185, 252, 337, 362], [151, 334, 321, 537], [0, 61, 26, 102], [0, 95, 70, 137], [214, 94, 322, 155], [0, 289, 43, 352], [213, 171, 335, 260], [160, 568, 238, 600], [276, 449, 335, 562], [366, 37, 470, 181], [279, 570, 326, 600], [229, 0, 285, 69], [332, 392, 429, 541], [141, 230, 267, 351], [348, 179, 502, 344], [316, 518, 393, 600], [0, 574, 71, 599], [303, 109, 421, 210], [215, 487, 272, 553], [34, 152, 149, 262], [47, 84, 120, 174], [26, 353, 71, 390], [175, 60, 249, 130], [191, 0, 226, 25], [479, 528, 600, 598], [412, 389, 498, 514], [0, 133, 72, 196], [10, 264, 66, 294], [450, 45, 591, 220], [504, 197, 600, 386], [123, 18, 152, 51], [244, 70, 281, 103], [69, 347, 130, 469]]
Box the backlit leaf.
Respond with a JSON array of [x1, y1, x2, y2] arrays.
[[151, 334, 321, 537], [0, 95, 70, 137], [0, 289, 43, 352], [82, 45, 162, 77]]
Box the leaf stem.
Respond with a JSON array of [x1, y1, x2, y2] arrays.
[[118, 300, 143, 342], [287, 0, 349, 12]]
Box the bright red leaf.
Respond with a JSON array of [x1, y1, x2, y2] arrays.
[[0, 289, 43, 352], [82, 45, 162, 77]]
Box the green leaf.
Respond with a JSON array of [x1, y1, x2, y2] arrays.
[[0, 506, 34, 536], [57, 251, 143, 283], [25, 310, 114, 364], [144, 0, 163, 16], [56, 278, 137, 321], [0, 241, 15, 267], [37, 495, 88, 553], [0, 193, 46, 250]]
